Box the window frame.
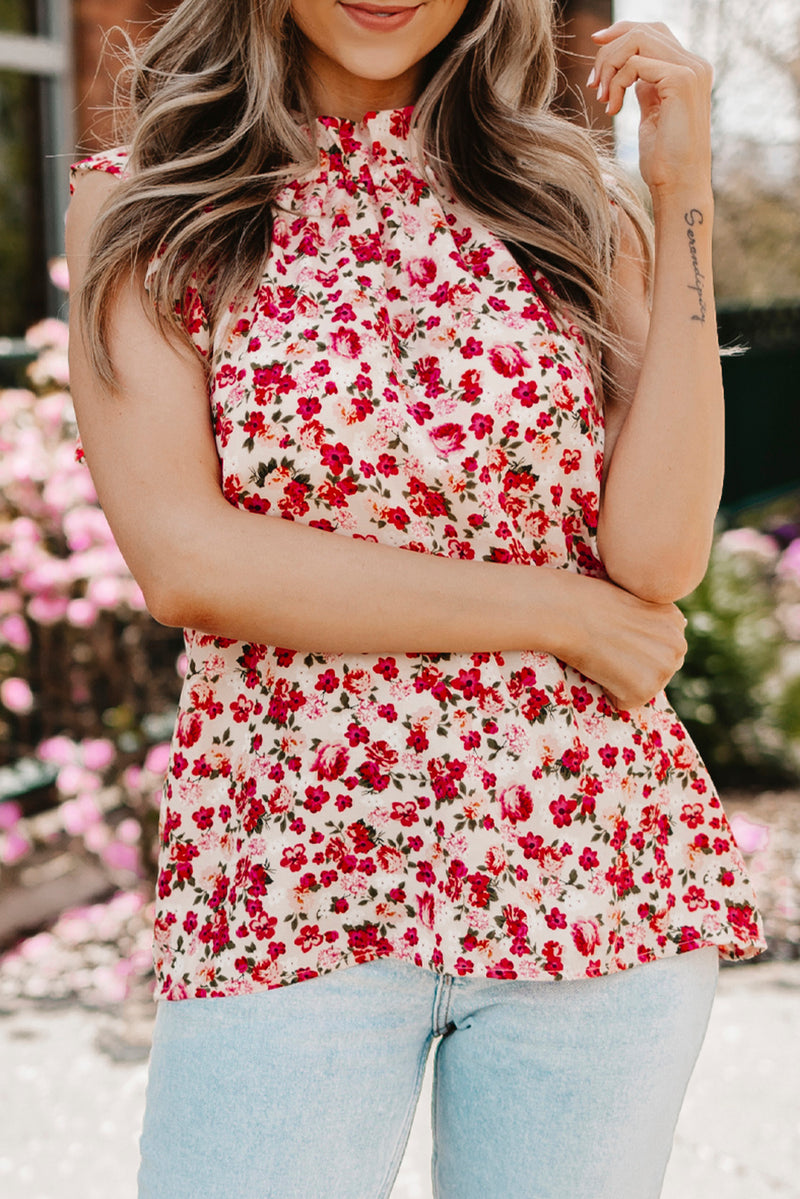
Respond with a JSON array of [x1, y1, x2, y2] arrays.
[[0, 0, 75, 326]]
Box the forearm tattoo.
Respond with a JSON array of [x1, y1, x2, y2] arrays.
[[685, 208, 707, 324]]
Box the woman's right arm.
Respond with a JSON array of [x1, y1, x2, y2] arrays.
[[66, 172, 686, 709]]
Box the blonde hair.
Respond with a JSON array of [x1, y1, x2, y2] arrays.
[[78, 0, 653, 401]]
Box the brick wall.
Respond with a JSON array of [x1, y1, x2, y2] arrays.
[[72, 0, 177, 149]]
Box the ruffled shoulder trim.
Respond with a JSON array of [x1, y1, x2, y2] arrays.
[[69, 147, 131, 195]]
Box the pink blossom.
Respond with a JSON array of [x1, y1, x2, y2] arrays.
[[84, 824, 109, 854], [86, 576, 126, 609], [60, 795, 102, 836], [48, 256, 70, 292], [0, 676, 34, 714], [729, 813, 770, 855], [38, 735, 79, 766], [0, 592, 23, 616], [27, 594, 70, 624], [66, 597, 99, 627], [116, 818, 141, 845], [25, 316, 69, 350], [0, 613, 31, 651], [777, 539, 800, 584], [27, 347, 70, 388], [89, 965, 128, 1004], [176, 653, 189, 678], [145, 743, 172, 776], [1, 830, 31, 864], [101, 840, 140, 874], [57, 763, 102, 797], [718, 527, 779, 564], [63, 507, 112, 552], [81, 739, 115, 771], [0, 800, 22, 830], [123, 764, 143, 791]]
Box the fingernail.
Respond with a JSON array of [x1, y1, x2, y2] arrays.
[[596, 79, 606, 101], [587, 67, 596, 87]]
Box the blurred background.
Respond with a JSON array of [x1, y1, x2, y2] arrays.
[[0, 2, 798, 1197]]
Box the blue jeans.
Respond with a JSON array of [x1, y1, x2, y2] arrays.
[[138, 947, 718, 1198]]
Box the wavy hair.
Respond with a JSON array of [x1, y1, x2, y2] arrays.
[[78, 0, 654, 402]]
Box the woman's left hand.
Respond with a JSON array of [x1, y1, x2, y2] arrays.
[[587, 21, 713, 200]]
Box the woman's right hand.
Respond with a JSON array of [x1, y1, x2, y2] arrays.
[[562, 574, 688, 710]]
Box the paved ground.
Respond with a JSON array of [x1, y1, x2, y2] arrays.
[[0, 961, 798, 1199]]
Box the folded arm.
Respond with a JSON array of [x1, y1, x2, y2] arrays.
[[66, 170, 687, 708]]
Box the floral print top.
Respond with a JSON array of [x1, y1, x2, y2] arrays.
[[71, 106, 765, 1000]]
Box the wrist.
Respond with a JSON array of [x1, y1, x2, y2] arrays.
[[650, 186, 715, 222], [536, 568, 588, 664]]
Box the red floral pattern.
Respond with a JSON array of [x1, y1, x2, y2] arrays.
[[71, 108, 765, 999]]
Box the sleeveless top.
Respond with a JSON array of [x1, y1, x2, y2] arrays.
[[71, 106, 765, 1000]]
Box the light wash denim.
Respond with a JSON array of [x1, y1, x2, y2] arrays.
[[138, 946, 718, 1199]]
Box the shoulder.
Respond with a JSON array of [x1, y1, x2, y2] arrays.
[[66, 150, 132, 291]]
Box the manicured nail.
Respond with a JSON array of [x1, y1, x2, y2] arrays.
[[587, 67, 596, 87], [592, 27, 610, 36], [596, 78, 606, 101]]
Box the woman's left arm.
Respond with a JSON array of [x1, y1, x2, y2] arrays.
[[589, 21, 722, 604]]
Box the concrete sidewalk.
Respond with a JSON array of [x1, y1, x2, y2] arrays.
[[1, 961, 798, 1199]]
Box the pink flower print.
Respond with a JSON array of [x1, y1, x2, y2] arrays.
[[512, 379, 538, 406], [429, 422, 466, 456], [497, 784, 534, 825], [391, 801, 419, 827], [461, 337, 483, 358], [331, 326, 362, 357], [295, 924, 324, 953], [392, 311, 416, 339], [684, 885, 709, 911], [489, 344, 529, 377], [680, 803, 705, 829], [320, 442, 353, 475], [311, 743, 350, 780], [469, 412, 494, 440], [549, 795, 577, 828], [377, 844, 405, 871], [297, 220, 323, 256], [281, 844, 308, 872], [176, 710, 203, 748], [417, 891, 435, 929], [350, 229, 382, 262], [407, 257, 437, 286], [571, 918, 600, 956]]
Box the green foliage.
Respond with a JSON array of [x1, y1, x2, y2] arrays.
[[669, 523, 800, 786]]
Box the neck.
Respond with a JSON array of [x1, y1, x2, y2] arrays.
[[302, 46, 422, 120]]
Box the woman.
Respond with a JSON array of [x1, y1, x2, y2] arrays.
[[66, 1, 765, 1195]]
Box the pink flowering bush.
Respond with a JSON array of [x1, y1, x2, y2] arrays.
[[0, 262, 184, 1004], [670, 518, 800, 786]]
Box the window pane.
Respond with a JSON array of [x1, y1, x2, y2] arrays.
[[0, 70, 46, 337], [0, 0, 37, 34]]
